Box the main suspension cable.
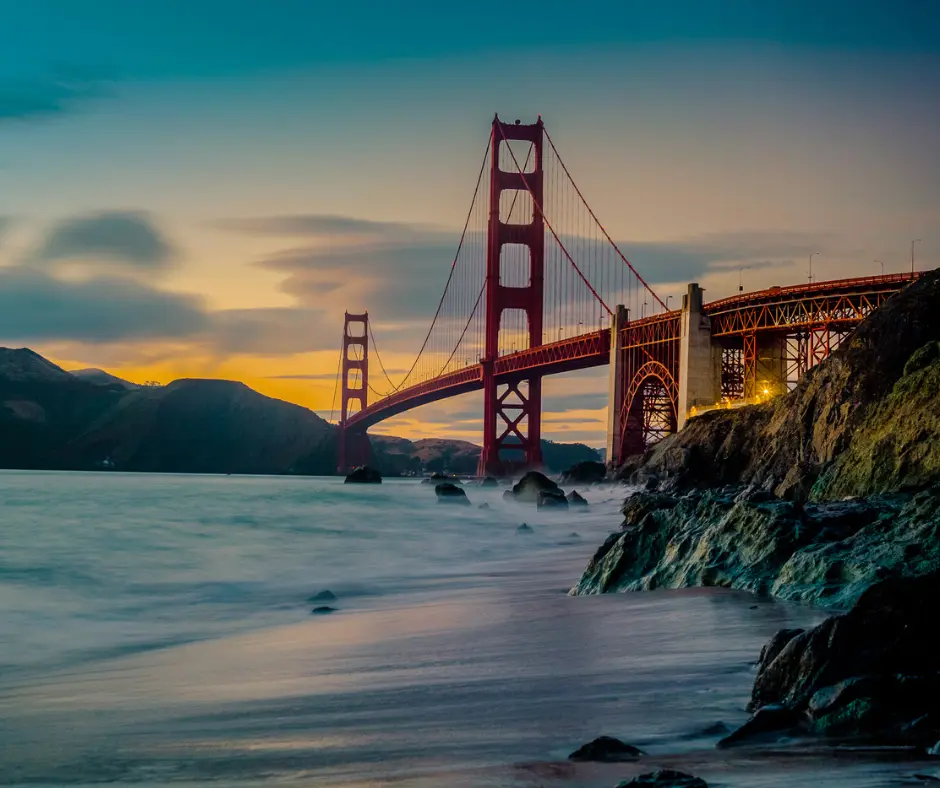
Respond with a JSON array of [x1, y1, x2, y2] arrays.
[[496, 122, 613, 317], [365, 135, 492, 397], [543, 126, 667, 311]]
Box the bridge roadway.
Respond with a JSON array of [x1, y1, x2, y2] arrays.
[[346, 272, 919, 434]]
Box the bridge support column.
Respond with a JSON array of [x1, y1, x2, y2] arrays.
[[337, 312, 371, 474], [605, 304, 628, 468], [678, 283, 721, 429]]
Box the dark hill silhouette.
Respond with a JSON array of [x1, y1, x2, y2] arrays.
[[0, 348, 127, 469], [71, 368, 140, 390], [67, 378, 336, 474]]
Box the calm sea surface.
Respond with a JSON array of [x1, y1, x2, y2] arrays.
[[0, 471, 935, 786]]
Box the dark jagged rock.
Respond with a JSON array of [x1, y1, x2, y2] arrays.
[[537, 490, 569, 510], [560, 460, 607, 485], [311, 606, 337, 614], [480, 476, 498, 487], [508, 471, 560, 503], [478, 502, 490, 510], [516, 523, 533, 534], [571, 485, 940, 608], [724, 570, 940, 748], [716, 704, 805, 748], [435, 483, 471, 505], [566, 490, 588, 506], [758, 627, 804, 670], [616, 770, 708, 788], [308, 590, 337, 602], [344, 466, 382, 484], [567, 735, 644, 762]]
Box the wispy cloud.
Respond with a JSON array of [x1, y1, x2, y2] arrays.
[[0, 268, 208, 343], [28, 211, 177, 271], [212, 214, 448, 243], [0, 67, 113, 123]]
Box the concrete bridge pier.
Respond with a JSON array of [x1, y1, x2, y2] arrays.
[[678, 283, 721, 430], [605, 304, 629, 467]]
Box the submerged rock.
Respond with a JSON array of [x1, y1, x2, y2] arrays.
[[311, 605, 337, 615], [568, 735, 644, 762], [516, 523, 533, 534], [560, 460, 607, 485], [508, 471, 560, 503], [480, 476, 498, 487], [566, 490, 588, 506], [616, 770, 707, 788], [478, 502, 491, 510], [716, 704, 804, 748], [344, 466, 382, 484], [435, 483, 470, 505], [308, 589, 337, 602], [537, 490, 568, 510]]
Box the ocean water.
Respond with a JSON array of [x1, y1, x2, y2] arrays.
[[0, 471, 936, 787]]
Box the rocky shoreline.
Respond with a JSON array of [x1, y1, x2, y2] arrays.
[[572, 483, 940, 609], [568, 269, 940, 765]]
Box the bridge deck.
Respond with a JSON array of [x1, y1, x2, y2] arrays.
[[345, 273, 919, 432]]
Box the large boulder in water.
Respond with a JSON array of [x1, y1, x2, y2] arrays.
[[480, 476, 498, 487], [435, 482, 470, 505], [509, 471, 560, 503], [560, 460, 607, 485], [344, 466, 382, 484]]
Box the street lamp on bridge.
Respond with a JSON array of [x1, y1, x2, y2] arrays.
[[912, 239, 922, 274], [808, 252, 820, 284], [875, 260, 883, 276]]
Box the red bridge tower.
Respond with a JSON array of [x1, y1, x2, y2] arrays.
[[477, 116, 545, 476], [337, 311, 371, 474]]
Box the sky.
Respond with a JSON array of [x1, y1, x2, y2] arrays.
[[1, 1, 938, 446]]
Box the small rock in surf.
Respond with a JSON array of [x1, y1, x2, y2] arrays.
[[616, 770, 708, 788], [435, 482, 471, 505], [344, 466, 382, 484], [568, 735, 644, 762]]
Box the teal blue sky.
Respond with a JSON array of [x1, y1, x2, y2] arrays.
[[1, 1, 939, 444]]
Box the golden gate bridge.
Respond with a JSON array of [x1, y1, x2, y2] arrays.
[[332, 115, 920, 476]]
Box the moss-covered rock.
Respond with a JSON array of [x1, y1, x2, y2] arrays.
[[572, 486, 940, 608]]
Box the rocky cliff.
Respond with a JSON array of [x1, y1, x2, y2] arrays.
[[575, 270, 940, 607], [620, 269, 940, 501]]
